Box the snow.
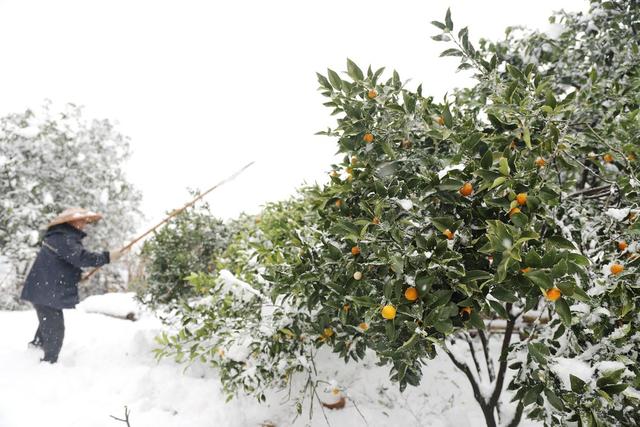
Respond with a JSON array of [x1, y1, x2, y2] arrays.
[[550, 357, 594, 390], [437, 163, 465, 179], [0, 294, 542, 427], [78, 292, 141, 320], [396, 198, 414, 211], [605, 207, 630, 221]]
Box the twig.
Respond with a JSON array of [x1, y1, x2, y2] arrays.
[[110, 406, 132, 427]]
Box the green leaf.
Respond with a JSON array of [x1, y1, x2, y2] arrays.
[[499, 157, 510, 176], [491, 286, 519, 303], [570, 374, 587, 393], [555, 298, 572, 326], [434, 319, 454, 334], [444, 8, 453, 31], [440, 48, 463, 57], [546, 236, 577, 250], [524, 270, 553, 289], [488, 300, 509, 318], [528, 342, 549, 365], [431, 21, 447, 30], [481, 150, 493, 169], [327, 68, 342, 90], [551, 260, 568, 278], [544, 388, 565, 411], [346, 58, 364, 81], [523, 126, 532, 150]]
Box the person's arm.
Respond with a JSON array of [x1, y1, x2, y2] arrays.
[[47, 234, 110, 268]]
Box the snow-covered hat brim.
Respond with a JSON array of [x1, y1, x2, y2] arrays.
[[48, 208, 103, 228]]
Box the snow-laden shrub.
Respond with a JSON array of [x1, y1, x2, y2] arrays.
[[154, 1, 639, 425], [137, 199, 230, 311], [0, 102, 142, 308]]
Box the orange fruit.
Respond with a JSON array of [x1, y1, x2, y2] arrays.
[[381, 305, 396, 320], [335, 199, 343, 208], [436, 116, 445, 126], [342, 304, 350, 312], [461, 306, 472, 315], [323, 327, 334, 338], [443, 229, 455, 240], [330, 170, 339, 178], [545, 288, 561, 301], [603, 153, 614, 163], [351, 156, 358, 165], [346, 167, 353, 174], [372, 217, 381, 225], [610, 263, 624, 275], [618, 241, 628, 251], [351, 246, 361, 256], [509, 207, 521, 217], [520, 267, 532, 273], [367, 89, 378, 99], [363, 133, 374, 143], [353, 271, 363, 280], [404, 287, 418, 302], [401, 139, 412, 149], [535, 157, 546, 168], [459, 182, 473, 197], [628, 153, 637, 161], [359, 322, 369, 331], [516, 192, 528, 206]]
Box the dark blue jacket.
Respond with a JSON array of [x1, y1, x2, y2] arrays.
[[21, 223, 110, 309]]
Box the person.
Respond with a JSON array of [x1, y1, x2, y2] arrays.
[[20, 207, 125, 363]]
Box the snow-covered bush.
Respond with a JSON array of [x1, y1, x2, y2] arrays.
[[0, 102, 142, 309], [153, 1, 638, 425], [154, 197, 327, 409], [137, 199, 230, 311]]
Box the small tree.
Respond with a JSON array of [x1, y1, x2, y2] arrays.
[[137, 198, 230, 310], [0, 102, 142, 308]]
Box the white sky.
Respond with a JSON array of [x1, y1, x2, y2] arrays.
[[0, 0, 588, 232]]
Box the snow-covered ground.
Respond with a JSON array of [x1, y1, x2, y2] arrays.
[[0, 294, 539, 427]]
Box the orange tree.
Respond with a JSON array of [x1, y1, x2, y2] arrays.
[[151, 2, 639, 426]]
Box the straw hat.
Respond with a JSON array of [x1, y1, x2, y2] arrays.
[[48, 207, 103, 228]]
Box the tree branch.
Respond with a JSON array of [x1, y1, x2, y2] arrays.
[[478, 329, 496, 383], [488, 304, 515, 410], [465, 333, 483, 381]]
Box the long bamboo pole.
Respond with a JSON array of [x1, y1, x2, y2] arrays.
[[81, 161, 255, 282]]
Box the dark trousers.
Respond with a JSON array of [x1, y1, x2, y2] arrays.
[[32, 304, 65, 363]]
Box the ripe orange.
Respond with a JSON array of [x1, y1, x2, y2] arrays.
[[618, 241, 628, 251], [628, 153, 637, 161], [603, 153, 614, 163], [516, 192, 528, 206], [545, 288, 561, 301], [363, 133, 374, 143], [351, 246, 361, 256], [460, 306, 472, 315], [323, 327, 334, 338], [335, 199, 343, 208], [367, 89, 378, 99], [330, 170, 339, 178], [359, 322, 369, 331], [520, 267, 532, 273], [509, 207, 521, 217], [436, 116, 445, 126], [404, 287, 418, 302], [353, 271, 363, 280], [610, 263, 624, 275], [342, 304, 350, 312], [346, 167, 353, 174], [459, 182, 473, 197], [535, 157, 546, 168], [443, 229, 455, 240], [381, 305, 396, 320], [372, 217, 381, 225]]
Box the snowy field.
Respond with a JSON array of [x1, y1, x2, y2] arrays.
[[0, 294, 539, 427]]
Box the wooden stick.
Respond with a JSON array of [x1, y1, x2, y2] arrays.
[[82, 161, 255, 281]]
